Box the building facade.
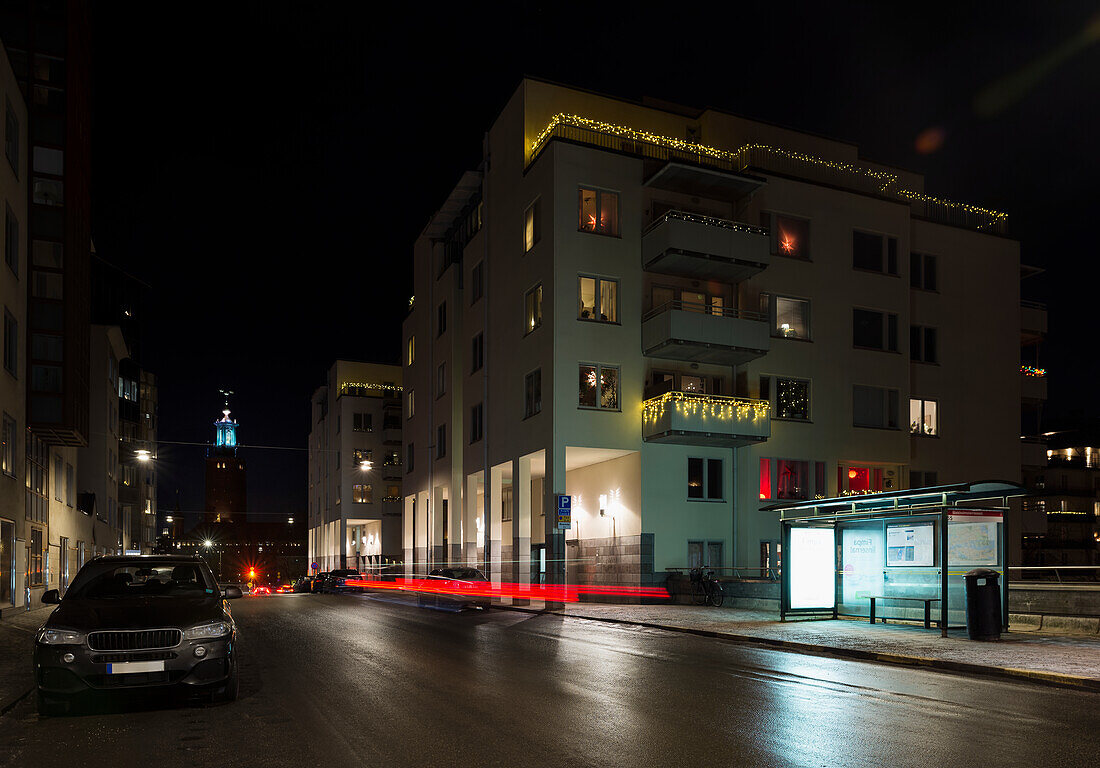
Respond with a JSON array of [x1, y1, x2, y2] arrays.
[[401, 79, 1026, 591], [307, 360, 403, 572]]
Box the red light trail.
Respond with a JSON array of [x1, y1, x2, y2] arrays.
[[344, 577, 669, 603]]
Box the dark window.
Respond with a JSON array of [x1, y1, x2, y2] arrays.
[[688, 458, 723, 500], [471, 333, 484, 373], [853, 385, 900, 429], [524, 369, 541, 418], [406, 443, 414, 474], [911, 326, 938, 363], [471, 261, 483, 304], [3, 310, 16, 375], [854, 309, 897, 351], [353, 413, 372, 432], [578, 188, 619, 236], [436, 425, 446, 460], [759, 375, 770, 402], [29, 528, 43, 586], [762, 212, 810, 260], [853, 231, 882, 272], [436, 362, 446, 398], [470, 403, 483, 443], [5, 99, 18, 177], [911, 253, 938, 291], [437, 301, 446, 337], [5, 205, 17, 275]]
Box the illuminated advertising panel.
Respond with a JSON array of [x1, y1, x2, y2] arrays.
[[886, 523, 934, 567], [789, 527, 836, 610]]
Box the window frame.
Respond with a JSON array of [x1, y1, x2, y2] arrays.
[[578, 274, 620, 324], [436, 362, 446, 399], [577, 187, 620, 237], [5, 98, 18, 178], [471, 332, 484, 373], [3, 309, 17, 376], [436, 301, 446, 338], [909, 397, 939, 437], [524, 284, 543, 336], [470, 402, 484, 443], [524, 199, 540, 252], [773, 376, 812, 421], [687, 457, 724, 501], [5, 204, 18, 277], [852, 385, 901, 430], [471, 261, 484, 304], [760, 293, 812, 341], [436, 424, 446, 460], [852, 230, 899, 275], [852, 308, 898, 352], [910, 252, 939, 292], [761, 211, 811, 261], [910, 325, 939, 364], [524, 369, 542, 419], [578, 363, 621, 412]]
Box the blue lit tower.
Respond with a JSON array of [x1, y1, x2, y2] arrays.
[[204, 393, 246, 524]]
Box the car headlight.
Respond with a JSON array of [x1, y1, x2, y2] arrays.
[[183, 621, 232, 640], [37, 629, 85, 645]]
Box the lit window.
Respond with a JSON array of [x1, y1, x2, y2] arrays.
[[775, 378, 810, 420], [761, 294, 810, 339], [353, 484, 373, 504], [578, 276, 618, 322], [578, 364, 619, 410], [578, 188, 619, 236], [759, 458, 772, 500], [407, 390, 415, 419], [762, 212, 809, 260], [524, 200, 540, 252], [407, 336, 415, 365], [909, 398, 938, 436], [776, 460, 809, 500], [525, 284, 543, 334]]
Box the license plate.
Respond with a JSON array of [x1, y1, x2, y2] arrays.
[[106, 660, 165, 674]]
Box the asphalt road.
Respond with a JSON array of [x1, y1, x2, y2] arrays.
[[2, 593, 1098, 768]]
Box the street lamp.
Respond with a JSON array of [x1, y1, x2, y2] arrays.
[[135, 449, 152, 462]]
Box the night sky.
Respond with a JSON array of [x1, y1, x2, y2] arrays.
[[87, 2, 1099, 523]]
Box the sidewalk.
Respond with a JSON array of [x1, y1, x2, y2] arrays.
[[498, 602, 1100, 689], [0, 606, 52, 714]]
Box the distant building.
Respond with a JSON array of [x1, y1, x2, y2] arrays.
[[204, 400, 245, 524], [307, 360, 403, 572], [402, 78, 1026, 590], [173, 519, 307, 584], [1021, 433, 1100, 568]]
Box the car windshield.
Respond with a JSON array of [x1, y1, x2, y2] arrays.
[[70, 563, 216, 599]]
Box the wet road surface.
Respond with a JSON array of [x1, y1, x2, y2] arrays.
[[2, 592, 1098, 767]]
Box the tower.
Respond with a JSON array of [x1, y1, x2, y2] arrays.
[[204, 392, 246, 523]]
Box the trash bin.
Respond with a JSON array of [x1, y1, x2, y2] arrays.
[[964, 568, 1002, 640]]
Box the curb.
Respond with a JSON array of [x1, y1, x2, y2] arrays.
[[493, 605, 1100, 692], [0, 686, 33, 717]]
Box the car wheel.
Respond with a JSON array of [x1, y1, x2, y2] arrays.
[[213, 661, 239, 704]]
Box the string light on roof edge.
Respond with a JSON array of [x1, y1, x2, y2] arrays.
[[530, 113, 1007, 228]]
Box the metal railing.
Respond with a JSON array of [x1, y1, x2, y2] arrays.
[[643, 209, 768, 238], [532, 118, 1007, 234], [666, 566, 779, 580], [642, 299, 767, 323]]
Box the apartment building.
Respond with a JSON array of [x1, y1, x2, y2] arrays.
[[402, 78, 1026, 590], [308, 360, 403, 572], [0, 39, 28, 615]]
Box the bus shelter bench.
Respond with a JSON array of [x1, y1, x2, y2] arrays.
[[866, 596, 941, 629]]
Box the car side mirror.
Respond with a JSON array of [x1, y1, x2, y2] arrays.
[[223, 587, 243, 599], [41, 589, 60, 605]]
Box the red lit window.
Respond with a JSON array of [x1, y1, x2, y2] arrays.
[[759, 458, 772, 500]]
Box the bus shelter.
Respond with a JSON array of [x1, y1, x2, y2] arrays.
[[764, 481, 1028, 637]]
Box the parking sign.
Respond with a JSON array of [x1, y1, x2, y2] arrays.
[[556, 494, 571, 530]]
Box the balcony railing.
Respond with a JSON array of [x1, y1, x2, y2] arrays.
[[642, 210, 768, 238], [642, 211, 770, 282], [643, 391, 770, 448], [530, 114, 1007, 234], [642, 301, 769, 366]]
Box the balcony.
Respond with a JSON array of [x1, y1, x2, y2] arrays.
[[642, 301, 769, 365], [642, 211, 769, 283], [1021, 366, 1048, 402], [1021, 438, 1048, 467], [643, 391, 770, 448], [1021, 300, 1047, 343]]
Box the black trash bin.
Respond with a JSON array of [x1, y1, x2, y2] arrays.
[[964, 568, 1002, 640]]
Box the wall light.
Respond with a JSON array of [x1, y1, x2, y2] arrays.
[[599, 494, 608, 517]]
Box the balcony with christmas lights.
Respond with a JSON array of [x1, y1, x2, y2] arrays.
[[1020, 365, 1048, 402], [642, 300, 769, 366], [643, 391, 770, 448], [642, 211, 770, 283]]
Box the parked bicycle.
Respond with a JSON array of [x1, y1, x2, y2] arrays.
[[689, 567, 724, 607]]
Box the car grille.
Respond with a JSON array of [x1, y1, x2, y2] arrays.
[[87, 629, 182, 651], [90, 651, 178, 664]]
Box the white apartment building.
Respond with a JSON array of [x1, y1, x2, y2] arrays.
[[308, 360, 403, 572], [401, 78, 1026, 591]]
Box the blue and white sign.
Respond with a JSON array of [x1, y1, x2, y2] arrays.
[[556, 495, 571, 530]]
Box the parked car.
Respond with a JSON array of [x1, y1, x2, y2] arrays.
[[418, 567, 491, 610], [320, 569, 364, 594], [250, 585, 271, 596], [33, 554, 242, 715], [309, 573, 329, 593], [292, 576, 314, 593]]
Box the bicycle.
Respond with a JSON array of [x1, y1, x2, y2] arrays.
[[689, 567, 724, 607]]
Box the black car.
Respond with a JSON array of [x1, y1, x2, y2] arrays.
[[292, 576, 314, 593], [418, 567, 491, 610], [319, 568, 364, 594], [34, 554, 242, 715]]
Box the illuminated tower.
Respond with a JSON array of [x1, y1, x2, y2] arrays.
[[204, 394, 246, 523]]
